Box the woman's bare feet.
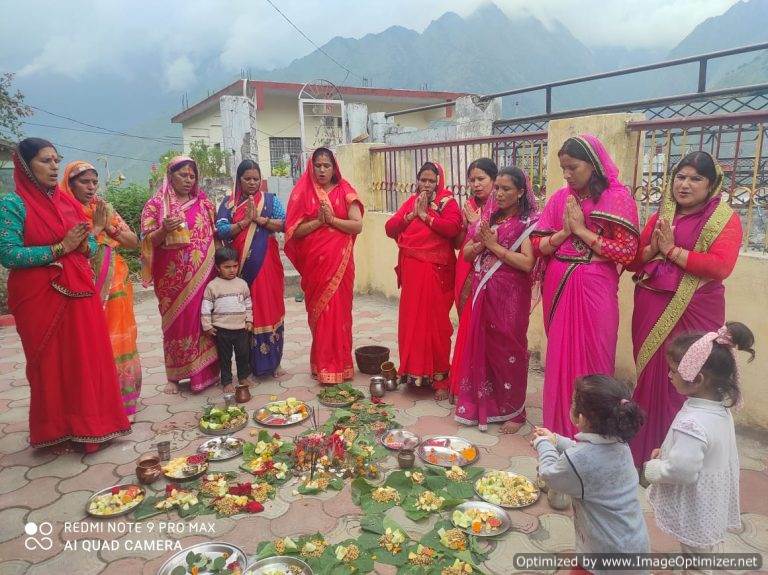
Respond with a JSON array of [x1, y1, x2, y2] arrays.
[[50, 441, 74, 455], [163, 381, 179, 395], [222, 384, 235, 394], [434, 388, 449, 401], [499, 420, 524, 434]]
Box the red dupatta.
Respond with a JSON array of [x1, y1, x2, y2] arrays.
[[393, 162, 456, 267], [12, 152, 94, 298], [284, 150, 363, 328]]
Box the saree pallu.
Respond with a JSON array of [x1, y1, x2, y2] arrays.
[[286, 190, 360, 384], [448, 197, 481, 395], [630, 282, 724, 465], [93, 248, 142, 415], [86, 206, 142, 416], [10, 267, 132, 446], [397, 252, 455, 386], [297, 225, 356, 384], [455, 217, 532, 430], [224, 192, 285, 376], [542, 258, 620, 436], [141, 194, 219, 391]]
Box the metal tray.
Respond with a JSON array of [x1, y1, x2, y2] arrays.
[[379, 429, 420, 451], [416, 436, 479, 467], [85, 484, 146, 518], [198, 409, 249, 436], [245, 556, 313, 575], [162, 458, 209, 482], [451, 500, 511, 537], [253, 401, 310, 427], [157, 541, 248, 575], [197, 436, 244, 461], [474, 470, 540, 509]]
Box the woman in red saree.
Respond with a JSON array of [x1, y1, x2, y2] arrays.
[[455, 166, 539, 432], [216, 159, 286, 377], [0, 138, 130, 453], [385, 161, 462, 398], [61, 161, 143, 420], [284, 148, 364, 384], [140, 156, 219, 394], [448, 158, 497, 401], [629, 151, 742, 468], [531, 135, 639, 437]]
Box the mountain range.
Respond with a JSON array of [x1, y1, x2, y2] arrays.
[[12, 0, 768, 183]]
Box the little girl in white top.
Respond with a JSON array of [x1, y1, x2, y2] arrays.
[[645, 321, 755, 564]]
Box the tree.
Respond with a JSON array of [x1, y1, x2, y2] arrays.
[[189, 141, 229, 178], [0, 73, 32, 140]]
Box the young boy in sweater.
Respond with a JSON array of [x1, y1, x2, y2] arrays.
[[202, 247, 252, 393]]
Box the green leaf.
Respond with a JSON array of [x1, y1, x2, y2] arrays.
[[329, 477, 345, 490], [211, 556, 226, 570], [445, 481, 474, 500], [256, 541, 278, 560], [132, 495, 165, 521], [351, 477, 374, 505], [384, 470, 418, 495], [423, 475, 449, 492], [170, 566, 187, 575]]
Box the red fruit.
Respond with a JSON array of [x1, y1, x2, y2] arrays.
[[273, 433, 281, 440], [245, 501, 264, 513], [488, 517, 502, 528], [111, 487, 121, 495]]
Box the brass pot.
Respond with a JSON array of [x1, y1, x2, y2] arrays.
[[234, 384, 251, 403], [380, 361, 397, 381], [136, 456, 162, 484]]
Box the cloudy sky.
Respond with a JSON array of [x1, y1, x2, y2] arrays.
[[0, 0, 741, 92]]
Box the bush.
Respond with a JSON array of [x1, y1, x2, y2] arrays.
[[106, 182, 153, 276]]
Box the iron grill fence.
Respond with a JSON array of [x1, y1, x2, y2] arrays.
[[628, 111, 768, 252], [369, 131, 548, 213]]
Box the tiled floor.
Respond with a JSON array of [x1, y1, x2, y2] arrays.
[[0, 294, 765, 574]]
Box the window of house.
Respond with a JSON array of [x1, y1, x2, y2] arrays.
[[269, 137, 302, 176]]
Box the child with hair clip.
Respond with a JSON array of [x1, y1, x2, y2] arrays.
[[645, 322, 755, 564], [532, 375, 649, 572]]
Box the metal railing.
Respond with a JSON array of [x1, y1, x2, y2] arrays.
[[628, 111, 768, 252], [369, 131, 548, 213], [386, 41, 768, 119]]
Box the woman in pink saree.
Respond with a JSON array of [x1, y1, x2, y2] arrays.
[[141, 156, 219, 394], [531, 135, 639, 437], [629, 151, 741, 468], [455, 166, 539, 432]]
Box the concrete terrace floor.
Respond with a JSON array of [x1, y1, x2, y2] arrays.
[[0, 294, 766, 575]]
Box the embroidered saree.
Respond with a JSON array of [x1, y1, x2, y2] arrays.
[[531, 134, 639, 437], [630, 159, 741, 467], [61, 162, 142, 416], [448, 196, 483, 396], [0, 152, 130, 448], [216, 187, 286, 376], [284, 151, 364, 384], [140, 156, 219, 392], [455, 209, 536, 430], [385, 162, 462, 388]]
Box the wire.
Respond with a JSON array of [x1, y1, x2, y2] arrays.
[[263, 0, 364, 82], [23, 120, 184, 144], [50, 141, 154, 163], [29, 105, 182, 144]]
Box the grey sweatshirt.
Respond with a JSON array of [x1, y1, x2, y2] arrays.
[[535, 432, 649, 573]]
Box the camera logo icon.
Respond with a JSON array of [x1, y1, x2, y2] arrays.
[[24, 522, 54, 551]]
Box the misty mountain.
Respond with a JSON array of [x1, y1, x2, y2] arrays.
[[12, 1, 768, 183]]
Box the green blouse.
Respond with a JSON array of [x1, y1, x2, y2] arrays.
[[0, 192, 97, 269]]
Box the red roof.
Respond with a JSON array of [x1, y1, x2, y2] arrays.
[[171, 79, 467, 123]]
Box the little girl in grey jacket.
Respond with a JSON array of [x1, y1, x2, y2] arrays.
[[533, 375, 649, 574]]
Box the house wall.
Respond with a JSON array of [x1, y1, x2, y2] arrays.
[[179, 93, 453, 176]]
